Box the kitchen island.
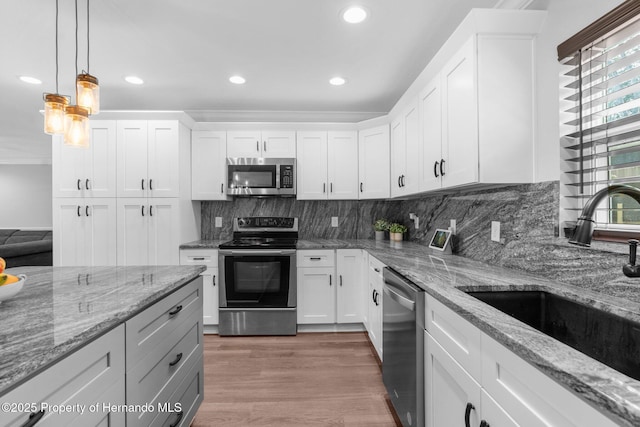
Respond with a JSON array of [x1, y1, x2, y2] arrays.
[[0, 265, 206, 426]]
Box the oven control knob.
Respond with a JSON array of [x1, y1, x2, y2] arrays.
[[238, 218, 248, 227]]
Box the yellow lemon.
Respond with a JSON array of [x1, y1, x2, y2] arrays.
[[0, 257, 5, 274]]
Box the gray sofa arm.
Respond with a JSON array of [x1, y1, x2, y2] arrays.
[[0, 240, 53, 258]]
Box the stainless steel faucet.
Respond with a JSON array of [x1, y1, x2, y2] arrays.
[[569, 184, 640, 247]]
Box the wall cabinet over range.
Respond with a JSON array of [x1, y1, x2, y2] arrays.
[[227, 130, 296, 158]]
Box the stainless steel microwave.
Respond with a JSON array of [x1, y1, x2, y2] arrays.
[[227, 158, 296, 196]]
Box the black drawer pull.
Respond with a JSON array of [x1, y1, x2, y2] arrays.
[[465, 403, 475, 427], [310, 257, 322, 261], [374, 267, 380, 273], [169, 305, 183, 316], [192, 257, 205, 260], [169, 411, 184, 427], [22, 410, 45, 427], [169, 352, 183, 367]]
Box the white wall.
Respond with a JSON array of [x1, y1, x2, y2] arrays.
[[534, 0, 625, 181], [0, 165, 52, 229]]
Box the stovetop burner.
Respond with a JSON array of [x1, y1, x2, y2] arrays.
[[219, 217, 298, 250]]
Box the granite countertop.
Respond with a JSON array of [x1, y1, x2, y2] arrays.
[[182, 237, 640, 425], [0, 265, 206, 396]]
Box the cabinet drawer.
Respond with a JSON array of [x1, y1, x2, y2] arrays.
[[126, 310, 202, 426], [425, 294, 481, 381], [1, 325, 125, 427], [481, 333, 617, 427], [297, 250, 335, 267], [368, 255, 385, 276], [151, 355, 204, 427], [126, 277, 202, 366], [179, 249, 218, 268]]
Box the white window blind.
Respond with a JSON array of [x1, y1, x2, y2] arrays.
[[560, 17, 640, 232]]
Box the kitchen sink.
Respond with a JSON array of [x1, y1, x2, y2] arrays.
[[465, 290, 640, 381]]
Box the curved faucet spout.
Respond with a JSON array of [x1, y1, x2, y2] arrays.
[[569, 184, 640, 247]]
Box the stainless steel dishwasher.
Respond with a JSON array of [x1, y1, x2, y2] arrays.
[[383, 267, 425, 427]]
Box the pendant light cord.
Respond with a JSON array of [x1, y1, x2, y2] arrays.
[[55, 0, 59, 94], [86, 0, 90, 73], [75, 0, 78, 99]]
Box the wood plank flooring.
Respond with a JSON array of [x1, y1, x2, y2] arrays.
[[191, 332, 400, 427]]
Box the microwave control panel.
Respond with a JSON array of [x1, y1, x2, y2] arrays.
[[280, 165, 294, 188]]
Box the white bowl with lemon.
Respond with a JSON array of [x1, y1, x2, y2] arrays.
[[0, 257, 26, 304]]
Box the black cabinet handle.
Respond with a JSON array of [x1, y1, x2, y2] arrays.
[[398, 176, 401, 188], [141, 179, 145, 190], [21, 410, 45, 427], [310, 257, 321, 261], [434, 161, 439, 178], [323, 183, 326, 193], [340, 275, 343, 286], [149, 179, 153, 190], [264, 141, 267, 151], [169, 411, 184, 427], [85, 178, 90, 190], [169, 305, 183, 316], [440, 159, 445, 176], [360, 182, 363, 192], [402, 175, 406, 187], [193, 257, 205, 260], [329, 275, 332, 286], [372, 289, 376, 302], [465, 403, 475, 427], [150, 205, 153, 216], [221, 183, 224, 194], [77, 179, 82, 190], [374, 291, 380, 306], [374, 267, 380, 273], [330, 182, 333, 193], [213, 275, 216, 286], [77, 206, 82, 217], [141, 205, 145, 216], [480, 421, 490, 427], [169, 352, 183, 367], [85, 205, 90, 216], [256, 141, 259, 151]]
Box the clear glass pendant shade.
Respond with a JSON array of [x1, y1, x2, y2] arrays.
[[43, 94, 69, 135], [64, 105, 90, 147], [76, 73, 99, 114]]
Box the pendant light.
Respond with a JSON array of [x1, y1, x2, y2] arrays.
[[76, 0, 99, 114], [64, 0, 90, 147], [43, 0, 69, 135]]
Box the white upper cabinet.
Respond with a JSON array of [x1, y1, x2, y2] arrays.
[[327, 131, 359, 199], [391, 102, 420, 197], [53, 121, 117, 198], [117, 121, 179, 198], [191, 130, 229, 200], [419, 78, 443, 192], [227, 130, 296, 158], [358, 125, 390, 200], [296, 131, 328, 199]]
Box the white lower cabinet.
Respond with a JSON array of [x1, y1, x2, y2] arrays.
[[117, 198, 179, 265], [367, 255, 384, 360], [53, 198, 117, 266], [336, 249, 364, 323], [297, 250, 336, 324], [180, 249, 219, 326], [424, 293, 618, 427], [0, 325, 125, 427]]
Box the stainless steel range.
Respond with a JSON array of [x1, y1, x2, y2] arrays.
[[218, 217, 298, 336]]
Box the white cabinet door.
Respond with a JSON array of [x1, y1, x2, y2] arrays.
[[53, 135, 87, 197], [403, 102, 421, 195], [420, 77, 443, 192], [296, 131, 328, 200], [262, 131, 296, 158], [202, 267, 219, 325], [85, 199, 117, 266], [191, 131, 228, 200], [117, 198, 149, 265], [358, 125, 390, 199], [390, 117, 405, 198], [86, 120, 117, 198], [227, 131, 262, 157], [367, 256, 384, 359], [327, 131, 359, 199], [442, 38, 478, 189], [425, 332, 482, 427], [117, 121, 148, 198], [481, 389, 519, 427], [336, 249, 363, 323], [147, 121, 179, 198], [297, 267, 335, 324], [147, 198, 179, 265], [53, 198, 87, 266]]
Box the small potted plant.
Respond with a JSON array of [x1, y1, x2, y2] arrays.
[[388, 223, 407, 242], [373, 219, 390, 240]]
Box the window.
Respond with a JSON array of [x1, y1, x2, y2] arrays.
[[559, 1, 640, 241]]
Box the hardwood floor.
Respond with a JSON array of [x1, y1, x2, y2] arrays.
[[192, 332, 400, 427]]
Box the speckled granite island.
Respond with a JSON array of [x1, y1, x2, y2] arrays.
[[183, 238, 640, 426], [0, 265, 206, 426]]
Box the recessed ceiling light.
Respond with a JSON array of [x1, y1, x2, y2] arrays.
[[329, 77, 346, 86], [124, 76, 144, 85], [229, 75, 246, 85], [19, 76, 42, 85], [343, 6, 367, 24]]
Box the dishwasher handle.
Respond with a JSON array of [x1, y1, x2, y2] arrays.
[[383, 285, 416, 311]]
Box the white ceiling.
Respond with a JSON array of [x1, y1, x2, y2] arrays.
[[0, 0, 532, 163]]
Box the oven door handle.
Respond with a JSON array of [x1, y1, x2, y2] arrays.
[[219, 249, 296, 256]]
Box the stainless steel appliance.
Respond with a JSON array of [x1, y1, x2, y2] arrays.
[[383, 267, 425, 427], [218, 217, 298, 335], [227, 158, 296, 197]]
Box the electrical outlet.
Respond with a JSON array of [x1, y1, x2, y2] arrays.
[[331, 217, 339, 227], [450, 219, 456, 235], [491, 221, 500, 242], [215, 217, 222, 228]]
